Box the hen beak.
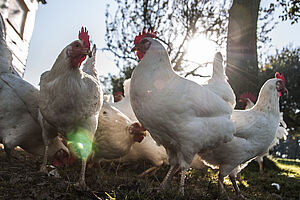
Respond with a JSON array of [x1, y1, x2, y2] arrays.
[[82, 48, 91, 57], [88, 51, 93, 58], [131, 46, 137, 52]]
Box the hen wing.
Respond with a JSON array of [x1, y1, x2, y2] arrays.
[[231, 110, 268, 139], [0, 73, 39, 120]]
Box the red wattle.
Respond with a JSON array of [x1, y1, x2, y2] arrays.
[[134, 134, 144, 143], [137, 51, 144, 60]]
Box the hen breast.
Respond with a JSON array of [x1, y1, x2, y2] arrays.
[[39, 71, 102, 134]]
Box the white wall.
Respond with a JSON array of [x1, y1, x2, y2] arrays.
[[0, 0, 38, 77]]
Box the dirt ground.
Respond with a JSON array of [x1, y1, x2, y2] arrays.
[[0, 147, 299, 200]]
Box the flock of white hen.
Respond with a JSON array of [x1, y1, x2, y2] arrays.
[[0, 14, 288, 199]]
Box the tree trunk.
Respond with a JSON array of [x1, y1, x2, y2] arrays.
[[226, 0, 261, 108]]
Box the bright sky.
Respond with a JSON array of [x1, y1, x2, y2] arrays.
[[24, 0, 300, 88], [24, 0, 118, 87]]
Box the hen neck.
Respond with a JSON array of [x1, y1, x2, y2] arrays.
[[138, 46, 175, 79], [253, 87, 280, 115], [48, 52, 82, 80], [210, 62, 227, 82]]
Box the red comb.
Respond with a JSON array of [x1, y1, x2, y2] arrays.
[[239, 92, 256, 103], [78, 27, 90, 49], [134, 28, 157, 45], [275, 72, 285, 85]]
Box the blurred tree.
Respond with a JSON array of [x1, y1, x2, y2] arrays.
[[277, 0, 300, 24], [37, 0, 47, 4], [103, 0, 277, 96], [103, 0, 229, 93], [226, 0, 261, 108], [259, 47, 300, 135]]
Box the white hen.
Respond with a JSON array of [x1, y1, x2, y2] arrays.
[[92, 102, 146, 162], [199, 74, 286, 198], [241, 97, 288, 174], [130, 29, 235, 195], [38, 28, 103, 190]]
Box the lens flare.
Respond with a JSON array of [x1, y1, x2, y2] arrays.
[[66, 127, 93, 160]]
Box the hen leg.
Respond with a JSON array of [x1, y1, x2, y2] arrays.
[[179, 168, 187, 196], [256, 156, 263, 174], [218, 173, 229, 199], [229, 173, 245, 199], [75, 159, 88, 190], [160, 164, 179, 191], [38, 110, 49, 173]]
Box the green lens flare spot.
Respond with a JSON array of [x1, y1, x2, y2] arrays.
[[77, 142, 84, 149], [66, 127, 93, 160]]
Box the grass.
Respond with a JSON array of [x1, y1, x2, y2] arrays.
[[0, 148, 299, 200], [273, 158, 300, 178]]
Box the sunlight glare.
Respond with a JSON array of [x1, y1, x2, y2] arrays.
[[66, 127, 93, 160], [185, 35, 217, 84], [186, 35, 216, 64]]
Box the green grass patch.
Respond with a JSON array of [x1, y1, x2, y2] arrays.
[[273, 157, 300, 178]]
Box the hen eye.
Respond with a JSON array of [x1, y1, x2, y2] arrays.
[[73, 42, 80, 48], [103, 111, 107, 115]]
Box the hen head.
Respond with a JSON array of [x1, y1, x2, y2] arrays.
[[52, 148, 76, 168], [239, 92, 256, 109], [128, 122, 147, 143], [66, 27, 91, 68], [275, 72, 286, 96], [114, 91, 123, 102], [131, 28, 157, 60], [51, 137, 77, 168]]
